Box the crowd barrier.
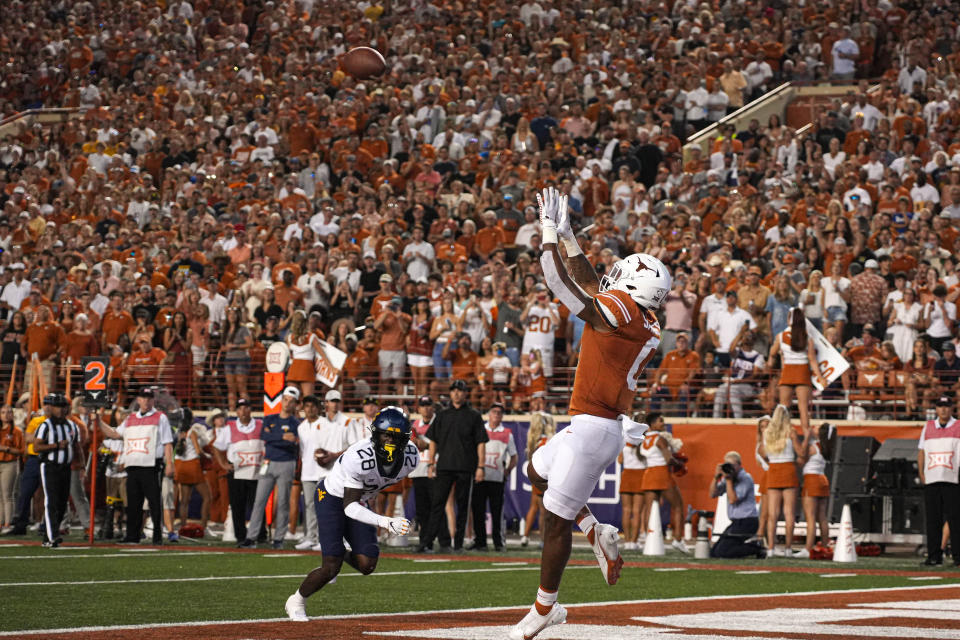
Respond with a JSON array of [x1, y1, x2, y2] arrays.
[[7, 361, 929, 421]]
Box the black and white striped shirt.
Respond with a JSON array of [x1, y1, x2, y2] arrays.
[[34, 418, 79, 465]]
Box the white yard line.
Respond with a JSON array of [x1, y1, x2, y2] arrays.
[[736, 570, 772, 575], [0, 565, 592, 588], [0, 551, 225, 560], [3, 583, 959, 637], [819, 573, 858, 578]]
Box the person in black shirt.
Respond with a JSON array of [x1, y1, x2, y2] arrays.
[[420, 379, 488, 552], [33, 393, 81, 548], [934, 343, 960, 396], [258, 315, 282, 348], [253, 288, 284, 330], [0, 312, 25, 388]]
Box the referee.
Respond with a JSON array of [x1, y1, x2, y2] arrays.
[[33, 393, 81, 548]]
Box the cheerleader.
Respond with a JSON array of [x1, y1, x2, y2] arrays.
[[520, 396, 555, 547], [754, 414, 771, 541], [285, 311, 330, 398], [797, 422, 835, 558], [640, 414, 690, 553], [768, 308, 827, 433], [758, 404, 810, 556], [618, 416, 648, 550]]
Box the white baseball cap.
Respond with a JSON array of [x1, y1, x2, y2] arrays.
[[283, 386, 301, 400], [324, 390, 342, 402]]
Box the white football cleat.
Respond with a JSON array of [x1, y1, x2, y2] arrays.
[[508, 603, 567, 640], [589, 523, 623, 585], [285, 594, 308, 621]]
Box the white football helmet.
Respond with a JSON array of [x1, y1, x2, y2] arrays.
[[599, 253, 672, 310]]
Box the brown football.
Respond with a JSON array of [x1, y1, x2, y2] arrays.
[[340, 47, 386, 79]]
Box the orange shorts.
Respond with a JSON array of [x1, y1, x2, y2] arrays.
[[174, 458, 203, 485], [802, 473, 830, 497], [286, 358, 315, 383], [766, 462, 798, 489], [640, 465, 670, 492], [779, 363, 811, 386], [619, 468, 646, 494]]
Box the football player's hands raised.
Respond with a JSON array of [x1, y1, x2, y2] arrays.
[[556, 191, 573, 241], [536, 187, 560, 231]]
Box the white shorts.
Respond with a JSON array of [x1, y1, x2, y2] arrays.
[[407, 354, 432, 368], [531, 414, 624, 520], [378, 350, 405, 379]]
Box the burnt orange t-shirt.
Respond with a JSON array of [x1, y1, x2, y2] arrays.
[[657, 349, 701, 391], [100, 309, 135, 347], [570, 290, 661, 419], [24, 322, 64, 360]]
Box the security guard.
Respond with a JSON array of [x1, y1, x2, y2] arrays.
[[421, 379, 488, 553], [33, 394, 81, 548], [919, 395, 960, 566], [98, 387, 174, 545], [8, 396, 54, 536]]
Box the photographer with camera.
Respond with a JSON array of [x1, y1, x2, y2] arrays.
[[708, 451, 762, 558]]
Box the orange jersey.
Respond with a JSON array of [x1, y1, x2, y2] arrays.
[[569, 289, 661, 419]]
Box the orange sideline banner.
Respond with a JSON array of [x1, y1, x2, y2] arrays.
[[669, 422, 924, 511]]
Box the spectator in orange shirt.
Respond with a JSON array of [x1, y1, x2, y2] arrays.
[[23, 305, 64, 393], [125, 335, 167, 390], [650, 333, 701, 416], [61, 313, 99, 369], [473, 210, 505, 262], [100, 291, 135, 350], [373, 296, 410, 397], [442, 333, 479, 384]]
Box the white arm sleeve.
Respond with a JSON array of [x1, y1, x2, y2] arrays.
[[344, 500, 389, 529], [540, 252, 586, 316]]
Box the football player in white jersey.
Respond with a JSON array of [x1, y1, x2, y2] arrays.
[[285, 407, 418, 621]]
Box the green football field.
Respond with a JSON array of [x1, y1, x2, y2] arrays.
[[2, 536, 959, 635]]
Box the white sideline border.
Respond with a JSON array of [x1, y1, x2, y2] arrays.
[[0, 565, 592, 587], [0, 551, 226, 560], [2, 583, 959, 636]]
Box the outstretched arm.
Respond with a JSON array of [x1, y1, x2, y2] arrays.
[[537, 188, 613, 334], [554, 192, 600, 296]]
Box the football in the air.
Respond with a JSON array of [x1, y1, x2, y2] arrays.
[[340, 47, 386, 79]]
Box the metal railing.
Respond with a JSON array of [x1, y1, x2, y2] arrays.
[[7, 361, 928, 420]]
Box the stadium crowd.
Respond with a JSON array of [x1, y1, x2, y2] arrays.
[[1, 0, 960, 544], [0, 0, 958, 420]]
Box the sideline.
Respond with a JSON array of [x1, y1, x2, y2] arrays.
[[2, 583, 959, 637]]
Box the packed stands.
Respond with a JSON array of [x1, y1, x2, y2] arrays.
[[1, 0, 959, 422]]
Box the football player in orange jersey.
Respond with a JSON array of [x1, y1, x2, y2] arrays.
[[511, 188, 671, 640]]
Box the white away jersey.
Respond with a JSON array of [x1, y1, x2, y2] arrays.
[[323, 439, 419, 502]]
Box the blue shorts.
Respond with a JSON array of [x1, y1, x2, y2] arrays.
[[314, 481, 379, 559], [826, 306, 847, 322], [224, 358, 250, 375]]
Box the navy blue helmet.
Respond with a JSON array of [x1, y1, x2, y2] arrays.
[[370, 406, 411, 476]]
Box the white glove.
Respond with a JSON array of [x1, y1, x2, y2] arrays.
[[385, 517, 411, 536], [556, 193, 573, 240], [536, 187, 559, 230]]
